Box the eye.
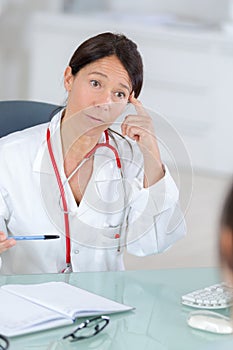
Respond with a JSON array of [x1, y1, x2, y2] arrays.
[[90, 80, 100, 88], [115, 91, 126, 99]]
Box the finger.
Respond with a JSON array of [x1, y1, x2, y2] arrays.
[[0, 237, 16, 254], [125, 124, 148, 140], [0, 231, 7, 242], [129, 92, 148, 116], [121, 115, 154, 139], [121, 119, 139, 137], [121, 121, 127, 136], [125, 126, 141, 141]]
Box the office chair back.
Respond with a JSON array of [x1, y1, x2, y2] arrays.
[[0, 100, 62, 138]]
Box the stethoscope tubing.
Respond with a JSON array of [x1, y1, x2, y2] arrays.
[[46, 127, 122, 270], [47, 128, 71, 265]]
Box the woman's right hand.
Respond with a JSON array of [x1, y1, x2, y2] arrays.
[[0, 231, 16, 254]]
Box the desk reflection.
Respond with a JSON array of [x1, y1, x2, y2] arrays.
[[1, 268, 222, 350]]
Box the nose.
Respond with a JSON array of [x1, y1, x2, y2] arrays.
[[94, 91, 112, 110]]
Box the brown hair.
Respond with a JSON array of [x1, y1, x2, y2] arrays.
[[68, 32, 143, 98], [219, 180, 233, 271]]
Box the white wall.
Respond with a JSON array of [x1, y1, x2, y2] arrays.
[[109, 0, 233, 23]]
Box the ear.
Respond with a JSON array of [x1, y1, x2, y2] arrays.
[[64, 66, 74, 92]]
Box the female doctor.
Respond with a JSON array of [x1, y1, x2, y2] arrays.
[[0, 32, 186, 274]]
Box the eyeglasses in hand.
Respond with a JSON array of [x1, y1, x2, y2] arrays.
[[62, 315, 110, 342], [0, 334, 9, 350]]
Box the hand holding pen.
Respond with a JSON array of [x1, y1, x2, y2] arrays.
[[0, 231, 60, 254], [11, 235, 60, 241]]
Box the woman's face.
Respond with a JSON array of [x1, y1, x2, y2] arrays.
[[63, 55, 132, 134]]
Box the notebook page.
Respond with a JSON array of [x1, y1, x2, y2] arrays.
[[0, 289, 72, 337], [2, 282, 134, 319]]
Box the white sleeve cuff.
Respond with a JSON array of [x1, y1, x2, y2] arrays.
[[129, 165, 179, 217]]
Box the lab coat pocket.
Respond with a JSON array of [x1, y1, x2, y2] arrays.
[[70, 218, 123, 250], [98, 224, 122, 250]]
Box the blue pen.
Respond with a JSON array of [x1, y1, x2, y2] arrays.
[[8, 235, 60, 241]]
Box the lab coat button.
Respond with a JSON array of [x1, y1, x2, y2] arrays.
[[74, 249, 79, 254]]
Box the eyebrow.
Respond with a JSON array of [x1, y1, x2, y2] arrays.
[[88, 71, 131, 92]]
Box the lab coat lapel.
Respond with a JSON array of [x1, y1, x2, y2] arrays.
[[33, 110, 64, 175], [32, 110, 69, 234], [76, 145, 125, 223]]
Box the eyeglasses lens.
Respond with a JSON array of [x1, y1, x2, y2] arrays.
[[67, 316, 109, 342]]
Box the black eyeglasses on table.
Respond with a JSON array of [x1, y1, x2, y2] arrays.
[[63, 315, 110, 342], [0, 334, 9, 350], [0, 315, 109, 349]]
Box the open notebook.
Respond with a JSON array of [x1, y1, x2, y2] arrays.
[[0, 281, 133, 337]]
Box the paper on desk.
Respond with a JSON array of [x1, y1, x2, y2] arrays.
[[2, 281, 133, 319], [0, 282, 133, 337], [0, 289, 72, 337]]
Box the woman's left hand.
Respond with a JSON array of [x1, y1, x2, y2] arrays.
[[121, 93, 165, 187]]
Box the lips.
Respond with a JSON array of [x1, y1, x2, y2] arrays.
[[85, 114, 104, 123]]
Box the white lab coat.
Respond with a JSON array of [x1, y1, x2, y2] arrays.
[[0, 111, 186, 274]]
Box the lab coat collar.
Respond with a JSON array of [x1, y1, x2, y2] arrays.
[[32, 109, 111, 176], [33, 109, 64, 175]]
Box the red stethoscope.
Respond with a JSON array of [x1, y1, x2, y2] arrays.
[[46, 128, 122, 272]]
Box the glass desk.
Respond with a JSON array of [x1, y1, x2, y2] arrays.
[[0, 268, 232, 350]]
